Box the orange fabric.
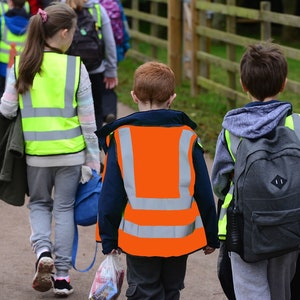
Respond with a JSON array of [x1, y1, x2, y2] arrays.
[[8, 43, 16, 68], [130, 126, 181, 198], [118, 227, 207, 257], [95, 221, 101, 242]]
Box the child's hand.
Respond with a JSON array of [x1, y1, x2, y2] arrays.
[[203, 246, 215, 255], [104, 77, 118, 89], [110, 248, 122, 255]]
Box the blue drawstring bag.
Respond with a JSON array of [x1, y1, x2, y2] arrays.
[[72, 169, 102, 272], [74, 169, 102, 226]]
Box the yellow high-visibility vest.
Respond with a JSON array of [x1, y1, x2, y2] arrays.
[[0, 16, 27, 64], [15, 53, 86, 156]]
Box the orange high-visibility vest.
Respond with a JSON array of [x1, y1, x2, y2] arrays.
[[110, 124, 207, 257]]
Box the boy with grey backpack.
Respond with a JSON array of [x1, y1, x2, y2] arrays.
[[212, 42, 299, 300]]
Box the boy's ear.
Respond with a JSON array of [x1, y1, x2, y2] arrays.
[[240, 78, 248, 92], [167, 93, 176, 108], [280, 78, 287, 92], [131, 91, 139, 104]]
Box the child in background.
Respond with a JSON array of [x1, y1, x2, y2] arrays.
[[66, 0, 118, 131], [0, 0, 30, 97], [99, 0, 131, 123]]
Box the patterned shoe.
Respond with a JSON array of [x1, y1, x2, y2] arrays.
[[53, 278, 74, 297], [32, 251, 54, 292]]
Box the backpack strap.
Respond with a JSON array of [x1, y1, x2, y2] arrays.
[[88, 4, 102, 39], [72, 225, 98, 272]]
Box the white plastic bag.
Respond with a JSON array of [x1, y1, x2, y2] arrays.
[[88, 254, 125, 300]]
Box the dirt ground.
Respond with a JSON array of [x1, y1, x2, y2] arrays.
[[0, 102, 227, 300]]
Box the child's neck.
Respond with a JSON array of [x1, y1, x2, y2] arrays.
[[138, 102, 170, 111], [251, 95, 278, 102]]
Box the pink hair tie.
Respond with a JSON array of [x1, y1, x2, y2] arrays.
[[38, 8, 47, 23]]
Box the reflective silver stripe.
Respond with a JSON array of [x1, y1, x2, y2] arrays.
[[120, 216, 203, 238], [21, 56, 77, 118], [219, 207, 227, 221], [126, 196, 193, 210], [20, 107, 76, 118], [218, 184, 234, 221], [118, 127, 135, 199], [88, 5, 102, 26], [0, 2, 6, 15], [23, 126, 82, 141], [292, 113, 300, 140], [118, 127, 195, 210], [196, 136, 203, 148], [179, 129, 194, 190], [1, 18, 24, 49], [88, 5, 102, 38], [227, 131, 241, 160]]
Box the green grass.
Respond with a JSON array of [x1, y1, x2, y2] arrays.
[[116, 43, 300, 159]]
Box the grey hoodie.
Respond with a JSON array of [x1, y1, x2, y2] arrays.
[[211, 100, 292, 200]]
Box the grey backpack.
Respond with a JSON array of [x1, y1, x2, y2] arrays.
[[226, 113, 300, 263]]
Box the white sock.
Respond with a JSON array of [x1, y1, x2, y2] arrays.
[[54, 275, 70, 282], [36, 247, 50, 259]]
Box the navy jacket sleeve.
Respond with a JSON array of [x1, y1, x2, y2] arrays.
[[193, 142, 219, 248], [97, 137, 127, 254]]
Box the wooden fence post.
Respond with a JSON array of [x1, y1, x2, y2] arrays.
[[260, 1, 271, 41], [131, 0, 139, 51], [168, 0, 182, 85], [191, 0, 199, 96], [191, 0, 212, 96], [182, 0, 193, 80], [200, 0, 211, 90], [150, 1, 159, 58]]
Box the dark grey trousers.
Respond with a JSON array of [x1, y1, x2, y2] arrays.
[[125, 254, 188, 300]]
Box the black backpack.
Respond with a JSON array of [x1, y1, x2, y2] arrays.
[[226, 113, 300, 263], [68, 8, 104, 72]]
